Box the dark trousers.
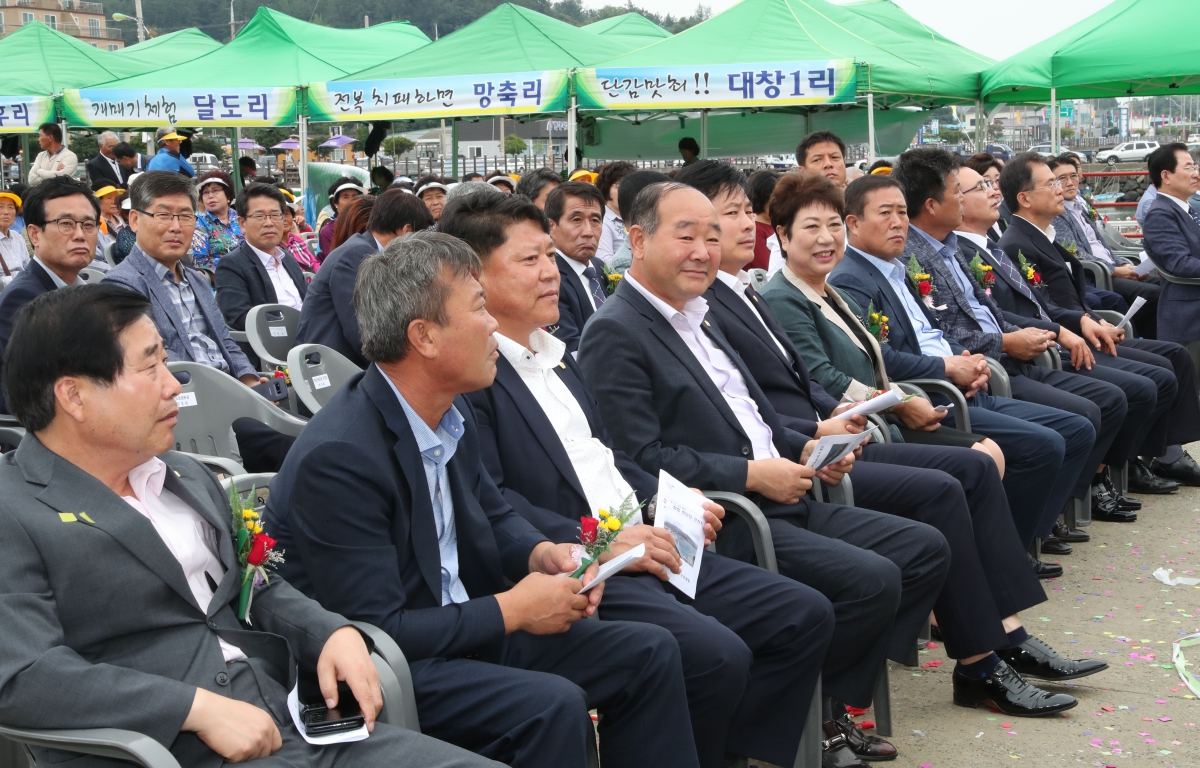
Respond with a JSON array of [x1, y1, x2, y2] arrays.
[[1086, 286, 1127, 312], [965, 392, 1095, 544], [1113, 276, 1160, 339], [232, 417, 298, 473], [1117, 338, 1200, 455], [855, 444, 1047, 659], [1010, 365, 1126, 497], [718, 501, 949, 708], [410, 619, 697, 768], [599, 554, 833, 767]]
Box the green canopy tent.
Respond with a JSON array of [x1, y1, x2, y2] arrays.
[[583, 12, 671, 53], [113, 28, 222, 70], [310, 4, 653, 174], [577, 0, 991, 161], [981, 0, 1200, 151]]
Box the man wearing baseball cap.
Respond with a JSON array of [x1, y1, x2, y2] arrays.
[[0, 190, 28, 285], [146, 128, 195, 177]]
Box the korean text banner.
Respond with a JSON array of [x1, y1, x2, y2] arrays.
[[308, 70, 569, 122], [60, 87, 297, 127], [0, 96, 55, 134], [577, 59, 857, 110]]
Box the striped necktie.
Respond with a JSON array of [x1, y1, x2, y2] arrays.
[[985, 243, 1047, 320]]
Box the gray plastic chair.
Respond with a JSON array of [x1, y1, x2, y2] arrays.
[[748, 268, 768, 291], [1079, 259, 1112, 291], [0, 622, 416, 768], [984, 356, 1011, 399], [77, 267, 107, 283], [287, 343, 364, 414], [167, 361, 306, 460], [245, 304, 301, 369], [1093, 308, 1133, 337], [896, 380, 972, 432], [1097, 221, 1145, 253], [103, 241, 117, 269], [1033, 348, 1062, 371]]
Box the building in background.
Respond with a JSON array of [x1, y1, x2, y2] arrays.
[[0, 0, 123, 50]]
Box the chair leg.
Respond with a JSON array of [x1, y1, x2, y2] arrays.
[[873, 662, 893, 738], [1075, 494, 1091, 528], [794, 674, 822, 768], [1063, 502, 1076, 532], [1112, 461, 1129, 498]]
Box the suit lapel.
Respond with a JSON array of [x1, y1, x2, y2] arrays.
[[556, 253, 594, 322], [845, 248, 919, 354], [244, 245, 279, 304], [699, 319, 792, 459], [907, 227, 975, 323], [493, 356, 589, 507], [711, 280, 802, 386], [131, 249, 191, 349], [362, 367, 445, 601], [161, 457, 240, 615]]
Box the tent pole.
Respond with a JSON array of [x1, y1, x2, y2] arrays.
[[1050, 87, 1058, 154], [866, 92, 876, 165], [234, 127, 243, 195], [567, 95, 577, 170], [700, 110, 708, 159], [451, 119, 459, 179], [297, 115, 308, 219], [975, 99, 985, 150]]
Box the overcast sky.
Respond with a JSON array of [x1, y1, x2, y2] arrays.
[[601, 0, 1117, 61]]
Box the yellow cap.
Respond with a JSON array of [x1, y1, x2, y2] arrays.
[[569, 170, 597, 183], [869, 167, 892, 176], [93, 185, 124, 198], [0, 191, 21, 207], [158, 131, 186, 142]]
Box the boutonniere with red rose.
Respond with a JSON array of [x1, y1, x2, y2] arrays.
[[865, 300, 889, 344], [1016, 250, 1044, 289], [570, 491, 643, 578], [230, 485, 284, 624], [905, 255, 935, 308], [967, 254, 996, 295]]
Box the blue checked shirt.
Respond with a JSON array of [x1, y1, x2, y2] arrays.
[[911, 226, 1003, 335], [855, 248, 954, 356], [151, 260, 229, 372], [381, 368, 470, 606]]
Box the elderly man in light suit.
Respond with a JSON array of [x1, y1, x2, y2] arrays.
[[0, 283, 496, 768]]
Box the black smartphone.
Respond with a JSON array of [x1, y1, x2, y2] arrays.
[[251, 377, 289, 403], [301, 699, 365, 736]]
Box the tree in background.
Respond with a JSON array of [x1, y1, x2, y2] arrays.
[[504, 134, 527, 156], [1061, 127, 1076, 141], [987, 122, 1005, 141], [384, 136, 416, 156]]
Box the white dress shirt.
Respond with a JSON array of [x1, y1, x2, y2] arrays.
[[1063, 198, 1114, 265], [33, 256, 85, 288], [101, 153, 123, 182], [625, 272, 779, 460], [561, 251, 598, 311], [249, 243, 303, 311], [0, 228, 29, 284], [121, 457, 247, 663], [765, 233, 784, 278], [496, 330, 637, 515], [597, 206, 627, 266], [1160, 188, 1194, 214], [714, 269, 791, 360]]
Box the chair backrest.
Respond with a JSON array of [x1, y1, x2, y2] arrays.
[[286, 343, 364, 414], [246, 304, 301, 369], [984, 356, 1011, 399], [220, 472, 276, 513], [168, 361, 306, 459], [1145, 247, 1200, 285], [78, 267, 107, 283], [103, 241, 117, 268], [748, 268, 768, 290], [1078, 259, 1112, 291]]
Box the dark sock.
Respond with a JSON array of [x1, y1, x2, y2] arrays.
[[955, 653, 1001, 678], [1157, 445, 1184, 464], [1003, 626, 1029, 649]]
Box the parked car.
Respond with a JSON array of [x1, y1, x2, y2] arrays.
[[1027, 144, 1090, 163], [985, 144, 1014, 161], [1097, 141, 1159, 165]]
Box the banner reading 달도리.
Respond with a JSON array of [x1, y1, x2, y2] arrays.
[[307, 70, 570, 122], [60, 87, 297, 127], [576, 60, 857, 111], [0, 96, 55, 133]]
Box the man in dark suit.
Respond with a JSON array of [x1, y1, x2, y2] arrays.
[[0, 284, 496, 768], [997, 152, 1200, 489], [443, 192, 842, 768], [113, 141, 151, 177], [296, 189, 434, 368], [85, 131, 127, 186], [1142, 142, 1200, 377], [577, 182, 967, 726], [827, 177, 1095, 562], [676, 160, 1102, 714], [958, 163, 1164, 518], [0, 177, 97, 414], [215, 183, 308, 330], [892, 149, 1130, 533], [545, 182, 607, 353], [263, 232, 698, 768]]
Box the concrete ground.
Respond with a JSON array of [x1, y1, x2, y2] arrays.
[[755, 452, 1200, 768]]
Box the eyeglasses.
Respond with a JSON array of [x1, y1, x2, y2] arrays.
[[1032, 179, 1064, 192], [136, 210, 197, 226], [42, 217, 99, 235], [245, 212, 285, 223], [1055, 174, 1080, 185], [963, 179, 996, 194]]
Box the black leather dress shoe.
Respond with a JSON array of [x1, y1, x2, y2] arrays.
[[1029, 554, 1062, 578], [952, 661, 1077, 716], [1052, 520, 1089, 543], [996, 636, 1108, 681], [1091, 485, 1137, 522], [1151, 452, 1200, 487], [1098, 472, 1141, 511], [833, 713, 896, 761], [1040, 536, 1072, 555], [1129, 459, 1180, 494], [821, 721, 870, 768]]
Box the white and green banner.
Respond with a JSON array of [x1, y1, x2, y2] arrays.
[[60, 87, 298, 127], [577, 59, 857, 110], [308, 70, 570, 122], [0, 96, 55, 133]]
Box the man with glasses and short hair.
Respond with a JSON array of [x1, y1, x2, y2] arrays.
[[0, 177, 98, 412]]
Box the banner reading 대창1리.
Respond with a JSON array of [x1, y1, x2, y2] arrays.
[[307, 70, 570, 122], [0, 96, 55, 133], [576, 60, 857, 111], [60, 87, 297, 128]]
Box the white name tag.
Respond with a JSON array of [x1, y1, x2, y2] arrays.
[[269, 326, 288, 337], [175, 392, 198, 408], [312, 373, 331, 390]]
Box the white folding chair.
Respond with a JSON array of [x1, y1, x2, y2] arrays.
[[287, 343, 364, 414], [245, 304, 301, 369], [77, 267, 107, 283]]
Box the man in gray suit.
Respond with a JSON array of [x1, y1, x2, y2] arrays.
[[0, 283, 496, 768]]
